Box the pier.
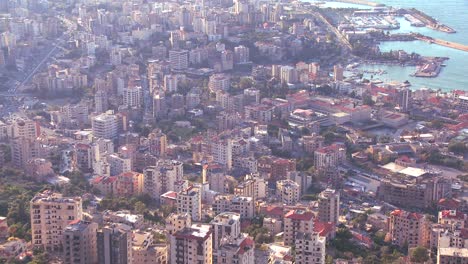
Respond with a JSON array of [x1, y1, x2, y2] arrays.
[[406, 8, 456, 34], [331, 0, 385, 7], [412, 34, 468, 52]]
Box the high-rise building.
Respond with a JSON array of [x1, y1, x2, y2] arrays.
[[176, 186, 202, 221], [11, 137, 41, 168], [63, 220, 98, 264], [97, 225, 132, 264], [295, 232, 326, 264], [317, 188, 340, 224], [276, 180, 301, 205], [148, 130, 167, 156], [12, 118, 40, 139], [211, 212, 255, 264], [123, 86, 143, 109], [30, 192, 83, 252], [333, 65, 344, 82], [213, 195, 255, 219], [211, 138, 232, 170], [94, 90, 108, 113], [143, 160, 183, 201], [170, 224, 212, 264], [208, 74, 231, 92], [166, 213, 192, 235], [280, 66, 297, 84], [169, 49, 189, 71], [234, 45, 250, 63], [396, 88, 412, 112], [92, 112, 119, 140], [388, 209, 428, 249], [132, 230, 167, 264], [283, 209, 314, 246], [203, 163, 226, 193], [314, 143, 346, 169]]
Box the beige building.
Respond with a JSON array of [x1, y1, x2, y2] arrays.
[[388, 209, 428, 249], [437, 248, 468, 264], [132, 231, 167, 264], [295, 232, 326, 264], [92, 112, 119, 140], [283, 209, 314, 246], [317, 188, 340, 224], [30, 191, 83, 252], [276, 180, 300, 205], [166, 213, 192, 235], [177, 186, 202, 221], [314, 143, 346, 169], [213, 194, 255, 219], [170, 224, 212, 264], [63, 220, 98, 264], [144, 160, 183, 201]]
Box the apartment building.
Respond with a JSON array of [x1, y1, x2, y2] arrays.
[[213, 194, 255, 219], [314, 143, 346, 169], [144, 160, 183, 201], [276, 180, 301, 205], [132, 231, 167, 264], [63, 220, 98, 264], [97, 225, 132, 264], [388, 209, 428, 249], [170, 224, 212, 264], [295, 232, 326, 264], [317, 188, 340, 224], [283, 209, 315, 246], [176, 186, 202, 221], [92, 112, 119, 140], [30, 192, 83, 252]]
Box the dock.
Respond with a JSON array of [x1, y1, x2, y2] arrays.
[[413, 34, 468, 52], [407, 8, 456, 34], [331, 0, 385, 7]]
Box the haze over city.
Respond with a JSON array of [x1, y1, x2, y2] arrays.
[[0, 0, 466, 263]]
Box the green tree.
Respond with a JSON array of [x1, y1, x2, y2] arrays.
[[410, 246, 429, 263], [134, 201, 147, 214]]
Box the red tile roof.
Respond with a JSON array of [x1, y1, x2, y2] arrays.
[[284, 209, 314, 221]]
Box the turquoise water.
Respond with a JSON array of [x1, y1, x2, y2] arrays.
[[309, 0, 468, 91]]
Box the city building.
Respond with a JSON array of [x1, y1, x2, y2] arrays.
[[276, 180, 301, 205], [92, 112, 119, 140], [295, 232, 326, 264], [283, 209, 314, 246], [97, 225, 132, 264], [132, 230, 167, 264], [388, 209, 428, 249], [314, 143, 346, 169], [63, 220, 98, 264], [30, 192, 83, 252], [176, 186, 202, 221], [317, 188, 340, 224], [170, 224, 212, 264]]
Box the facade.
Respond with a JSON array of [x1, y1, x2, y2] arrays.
[[169, 49, 189, 70], [97, 225, 132, 264], [170, 224, 212, 264], [276, 180, 300, 205], [314, 143, 346, 169], [144, 160, 183, 201], [176, 186, 202, 221], [92, 112, 119, 139], [295, 232, 326, 264], [283, 209, 314, 246], [30, 192, 83, 252], [388, 209, 428, 249], [132, 231, 167, 264], [213, 194, 255, 219], [63, 220, 98, 264], [317, 188, 340, 224]]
